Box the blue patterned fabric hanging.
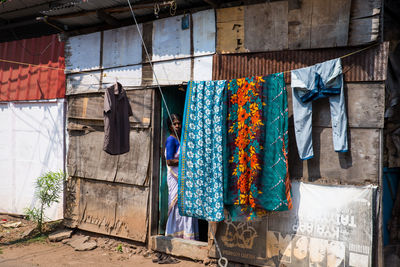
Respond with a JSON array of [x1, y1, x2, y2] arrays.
[[178, 80, 226, 222]]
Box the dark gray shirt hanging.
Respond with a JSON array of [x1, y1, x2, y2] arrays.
[[103, 82, 133, 155]]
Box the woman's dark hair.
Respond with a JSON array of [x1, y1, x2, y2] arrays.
[[166, 114, 182, 132]]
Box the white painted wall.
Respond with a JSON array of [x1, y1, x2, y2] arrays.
[[0, 99, 65, 220]]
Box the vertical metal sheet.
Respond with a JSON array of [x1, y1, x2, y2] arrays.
[[65, 32, 101, 72], [102, 24, 142, 68], [103, 65, 142, 87], [0, 99, 65, 220], [193, 9, 216, 56], [153, 59, 191, 85], [152, 15, 191, 61], [0, 34, 65, 101], [193, 55, 213, 81], [213, 42, 389, 82], [66, 71, 102, 95]]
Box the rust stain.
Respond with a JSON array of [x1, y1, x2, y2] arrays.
[[213, 42, 389, 82], [82, 97, 88, 118]]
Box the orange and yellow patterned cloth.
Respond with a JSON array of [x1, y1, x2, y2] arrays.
[[223, 73, 292, 221]]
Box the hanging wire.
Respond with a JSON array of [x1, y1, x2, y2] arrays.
[[126, 2, 228, 266], [209, 227, 228, 267], [0, 43, 380, 82], [126, 0, 180, 141]]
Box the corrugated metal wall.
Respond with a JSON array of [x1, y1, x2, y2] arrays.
[[213, 42, 389, 82], [0, 34, 65, 101]]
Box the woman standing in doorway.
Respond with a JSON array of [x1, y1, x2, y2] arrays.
[[165, 114, 199, 240]]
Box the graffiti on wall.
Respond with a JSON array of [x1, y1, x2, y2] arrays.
[[216, 182, 376, 267]]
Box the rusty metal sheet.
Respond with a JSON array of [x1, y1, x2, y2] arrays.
[[0, 34, 65, 101], [288, 127, 380, 184], [66, 177, 149, 242], [67, 89, 152, 127], [65, 32, 101, 72], [102, 24, 142, 68], [287, 83, 385, 128], [213, 182, 377, 267], [67, 129, 151, 186], [212, 42, 389, 82]]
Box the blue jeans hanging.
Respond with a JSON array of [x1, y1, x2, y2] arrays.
[[291, 58, 348, 160]]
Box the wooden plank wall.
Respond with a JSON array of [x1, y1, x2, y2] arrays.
[[287, 83, 384, 185], [64, 88, 153, 242], [349, 0, 381, 45], [212, 55, 387, 185], [216, 0, 381, 53], [65, 178, 149, 242]]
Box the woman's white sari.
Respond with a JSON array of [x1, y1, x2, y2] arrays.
[[165, 143, 198, 240]]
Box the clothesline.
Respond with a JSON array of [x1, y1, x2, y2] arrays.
[[0, 42, 379, 82]]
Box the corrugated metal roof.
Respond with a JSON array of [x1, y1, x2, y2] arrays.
[[213, 42, 389, 82], [0, 34, 65, 101], [0, 0, 51, 16], [42, 0, 206, 27]]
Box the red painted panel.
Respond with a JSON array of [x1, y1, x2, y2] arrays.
[[0, 34, 65, 101]]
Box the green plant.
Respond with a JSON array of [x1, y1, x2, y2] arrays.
[[116, 244, 123, 253], [24, 171, 65, 233], [0, 247, 3, 254]]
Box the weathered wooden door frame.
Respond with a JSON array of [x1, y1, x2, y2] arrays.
[[149, 88, 161, 239], [147, 88, 211, 260]]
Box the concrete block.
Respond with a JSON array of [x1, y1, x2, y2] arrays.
[[150, 235, 208, 261], [48, 229, 73, 242]]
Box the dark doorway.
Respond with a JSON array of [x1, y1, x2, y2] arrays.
[[158, 85, 208, 242]]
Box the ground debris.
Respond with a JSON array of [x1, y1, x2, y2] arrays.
[[65, 235, 97, 251], [2, 221, 22, 228], [48, 229, 73, 242], [20, 225, 37, 239]]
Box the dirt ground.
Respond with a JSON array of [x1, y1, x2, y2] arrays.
[[0, 242, 204, 267], [0, 214, 206, 267]]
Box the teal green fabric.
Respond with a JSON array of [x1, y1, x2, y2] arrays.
[[178, 80, 225, 222], [223, 73, 292, 221]]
